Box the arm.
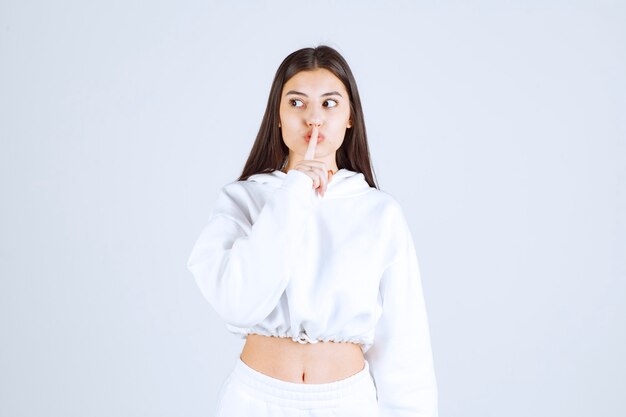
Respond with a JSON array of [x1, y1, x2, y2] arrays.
[[365, 220, 439, 417], [186, 169, 315, 328]]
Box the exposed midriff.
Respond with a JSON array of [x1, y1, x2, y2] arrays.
[[240, 333, 365, 384]]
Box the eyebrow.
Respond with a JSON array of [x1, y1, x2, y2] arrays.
[[285, 90, 343, 98]]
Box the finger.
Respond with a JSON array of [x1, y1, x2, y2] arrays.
[[312, 175, 320, 190], [317, 167, 328, 197], [303, 125, 318, 161]]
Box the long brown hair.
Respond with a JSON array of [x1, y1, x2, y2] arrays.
[[236, 45, 379, 189]]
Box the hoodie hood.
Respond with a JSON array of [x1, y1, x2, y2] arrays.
[[247, 168, 372, 199]]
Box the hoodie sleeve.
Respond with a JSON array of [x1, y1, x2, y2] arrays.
[[186, 169, 316, 328], [364, 214, 438, 417]]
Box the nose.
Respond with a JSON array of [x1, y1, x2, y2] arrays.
[[306, 109, 322, 128], [307, 119, 322, 128]]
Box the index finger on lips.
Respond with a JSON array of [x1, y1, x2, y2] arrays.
[[303, 125, 318, 161]]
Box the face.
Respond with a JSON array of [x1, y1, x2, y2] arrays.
[[278, 68, 352, 170]]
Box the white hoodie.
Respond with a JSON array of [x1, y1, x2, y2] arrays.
[[187, 167, 438, 416]]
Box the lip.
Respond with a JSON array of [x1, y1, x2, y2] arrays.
[[305, 133, 325, 142]]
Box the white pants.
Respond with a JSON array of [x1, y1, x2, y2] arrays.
[[214, 356, 379, 417]]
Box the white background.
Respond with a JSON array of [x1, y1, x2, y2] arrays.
[[1, 1, 624, 416]]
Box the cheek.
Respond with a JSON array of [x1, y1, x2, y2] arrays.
[[328, 130, 346, 147], [280, 114, 300, 129], [330, 110, 350, 126], [329, 120, 349, 136]]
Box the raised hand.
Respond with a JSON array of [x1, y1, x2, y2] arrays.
[[294, 125, 330, 197]]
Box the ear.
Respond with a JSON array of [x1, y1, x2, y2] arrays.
[[347, 119, 352, 129]]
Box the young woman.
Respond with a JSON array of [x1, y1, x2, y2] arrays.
[[187, 45, 438, 417]]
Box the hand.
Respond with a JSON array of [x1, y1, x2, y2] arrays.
[[293, 125, 330, 197]]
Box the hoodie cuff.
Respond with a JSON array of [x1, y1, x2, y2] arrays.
[[281, 168, 314, 191]]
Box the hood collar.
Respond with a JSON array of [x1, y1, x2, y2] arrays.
[[247, 168, 372, 199]]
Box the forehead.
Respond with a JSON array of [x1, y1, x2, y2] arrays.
[[282, 68, 348, 95]]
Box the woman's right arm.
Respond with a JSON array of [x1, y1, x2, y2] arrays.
[[186, 169, 315, 328]]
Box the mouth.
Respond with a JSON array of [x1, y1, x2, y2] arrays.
[[305, 133, 325, 143]]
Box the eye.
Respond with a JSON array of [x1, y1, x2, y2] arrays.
[[324, 99, 338, 108], [289, 99, 304, 108]]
